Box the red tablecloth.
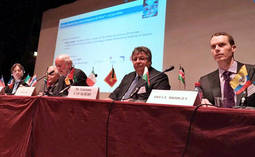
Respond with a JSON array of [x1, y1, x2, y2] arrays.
[[1, 95, 255, 157]]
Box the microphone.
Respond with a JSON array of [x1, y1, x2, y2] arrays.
[[164, 65, 174, 73], [56, 78, 87, 96], [57, 78, 73, 96], [128, 66, 174, 99], [37, 70, 55, 82], [57, 85, 71, 96], [146, 66, 174, 83]]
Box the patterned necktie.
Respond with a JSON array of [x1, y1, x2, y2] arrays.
[[223, 71, 235, 108], [122, 76, 140, 100]]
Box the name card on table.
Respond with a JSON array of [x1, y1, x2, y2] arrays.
[[147, 90, 199, 106], [15, 87, 35, 96], [68, 86, 99, 99]]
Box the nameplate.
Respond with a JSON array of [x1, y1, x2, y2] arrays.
[[15, 87, 35, 96], [147, 90, 198, 106], [67, 86, 99, 99]]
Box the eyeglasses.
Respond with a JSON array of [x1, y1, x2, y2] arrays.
[[47, 72, 55, 76]]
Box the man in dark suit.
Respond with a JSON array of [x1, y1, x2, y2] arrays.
[[43, 65, 61, 96], [55, 54, 88, 96], [109, 46, 171, 102], [199, 32, 255, 107]]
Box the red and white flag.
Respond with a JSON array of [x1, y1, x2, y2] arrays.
[[86, 68, 97, 86], [0, 75, 5, 87]]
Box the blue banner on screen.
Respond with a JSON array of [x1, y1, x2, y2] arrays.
[[54, 0, 167, 92]]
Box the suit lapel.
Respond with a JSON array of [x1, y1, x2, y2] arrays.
[[212, 70, 221, 98], [122, 73, 136, 97]]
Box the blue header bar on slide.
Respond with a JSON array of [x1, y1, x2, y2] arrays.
[[60, 5, 143, 29]]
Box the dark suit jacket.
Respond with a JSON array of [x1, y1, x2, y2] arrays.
[[56, 68, 88, 96], [109, 67, 171, 101], [44, 79, 62, 96], [4, 80, 28, 95], [199, 62, 255, 106]]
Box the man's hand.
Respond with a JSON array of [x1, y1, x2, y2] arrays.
[[201, 98, 217, 107]]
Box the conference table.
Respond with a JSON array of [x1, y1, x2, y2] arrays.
[[1, 95, 255, 157]]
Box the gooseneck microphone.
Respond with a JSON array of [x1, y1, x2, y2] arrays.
[[37, 70, 55, 82], [163, 65, 174, 73], [127, 65, 174, 100]]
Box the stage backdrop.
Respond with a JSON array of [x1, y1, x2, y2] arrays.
[[35, 0, 255, 98]]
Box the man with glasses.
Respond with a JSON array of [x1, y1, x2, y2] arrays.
[[43, 65, 61, 96], [109, 46, 170, 102]]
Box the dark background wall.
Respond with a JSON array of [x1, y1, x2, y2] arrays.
[[0, 0, 76, 82]]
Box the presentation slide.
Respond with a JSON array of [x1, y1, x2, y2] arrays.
[[54, 0, 167, 92]]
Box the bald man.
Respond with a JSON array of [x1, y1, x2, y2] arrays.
[[55, 54, 88, 96]]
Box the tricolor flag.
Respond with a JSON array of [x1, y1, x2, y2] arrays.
[[178, 65, 186, 89], [86, 67, 97, 86], [104, 67, 117, 87], [142, 66, 150, 87], [0, 75, 5, 87], [24, 75, 31, 85], [29, 75, 37, 87], [230, 65, 252, 95]]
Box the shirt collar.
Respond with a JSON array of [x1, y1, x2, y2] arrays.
[[219, 60, 237, 77], [15, 80, 21, 83]]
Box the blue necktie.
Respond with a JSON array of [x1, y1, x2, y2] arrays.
[[223, 71, 235, 108], [122, 76, 140, 100]]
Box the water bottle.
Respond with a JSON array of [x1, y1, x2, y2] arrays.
[[194, 82, 203, 103]]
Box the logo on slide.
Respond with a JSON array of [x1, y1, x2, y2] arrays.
[[143, 0, 158, 18]]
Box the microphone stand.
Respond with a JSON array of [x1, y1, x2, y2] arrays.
[[56, 78, 86, 96], [56, 85, 71, 96]]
